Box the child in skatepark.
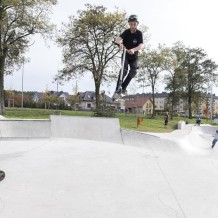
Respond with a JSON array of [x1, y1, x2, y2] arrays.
[[211, 130, 218, 148], [113, 14, 144, 99]]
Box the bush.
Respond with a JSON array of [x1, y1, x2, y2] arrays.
[[93, 107, 116, 117]]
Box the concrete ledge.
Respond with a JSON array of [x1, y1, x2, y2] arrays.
[[178, 120, 186, 129], [0, 119, 51, 138], [50, 115, 123, 143]]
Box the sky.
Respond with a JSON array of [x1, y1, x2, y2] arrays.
[[4, 0, 218, 96]]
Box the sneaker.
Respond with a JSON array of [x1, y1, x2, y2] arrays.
[[116, 87, 122, 95], [121, 89, 128, 95], [112, 92, 121, 101]]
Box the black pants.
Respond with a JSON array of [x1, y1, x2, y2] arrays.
[[212, 139, 217, 148], [116, 55, 138, 92]]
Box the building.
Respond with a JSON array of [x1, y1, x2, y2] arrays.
[[123, 92, 168, 113], [125, 96, 153, 114], [77, 91, 113, 110], [77, 91, 96, 110], [33, 91, 71, 106]]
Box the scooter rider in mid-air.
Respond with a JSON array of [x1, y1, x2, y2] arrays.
[[113, 14, 144, 96]]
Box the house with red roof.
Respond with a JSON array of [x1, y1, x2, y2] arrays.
[[125, 96, 153, 114]]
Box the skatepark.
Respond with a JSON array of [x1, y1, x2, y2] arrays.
[[0, 115, 218, 218]]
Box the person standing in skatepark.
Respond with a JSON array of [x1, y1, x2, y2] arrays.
[[164, 112, 169, 128]]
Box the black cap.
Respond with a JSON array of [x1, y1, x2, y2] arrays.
[[128, 15, 138, 23]]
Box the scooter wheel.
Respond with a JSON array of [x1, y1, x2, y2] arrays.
[[0, 170, 5, 181]]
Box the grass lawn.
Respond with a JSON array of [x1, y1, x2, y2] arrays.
[[117, 113, 195, 133], [4, 108, 92, 119], [4, 107, 214, 133]]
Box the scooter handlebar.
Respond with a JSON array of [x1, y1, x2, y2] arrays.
[[112, 41, 120, 46]]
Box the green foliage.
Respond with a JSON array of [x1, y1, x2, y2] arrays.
[[179, 47, 218, 118], [93, 107, 115, 118], [164, 43, 187, 119], [92, 92, 116, 117], [57, 4, 127, 81], [0, 0, 57, 73], [67, 95, 81, 111], [0, 0, 57, 114], [4, 90, 35, 108], [137, 45, 170, 117]]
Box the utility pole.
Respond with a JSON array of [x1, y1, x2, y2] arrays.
[[210, 86, 213, 124], [56, 77, 59, 111], [21, 60, 24, 108]]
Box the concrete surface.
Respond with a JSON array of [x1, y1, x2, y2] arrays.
[[0, 118, 218, 218]]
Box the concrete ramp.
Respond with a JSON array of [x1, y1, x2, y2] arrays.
[[121, 126, 213, 156], [50, 115, 123, 144], [121, 129, 185, 155], [193, 125, 218, 135]]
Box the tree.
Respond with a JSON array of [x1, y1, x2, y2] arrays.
[[181, 47, 218, 119], [164, 42, 187, 119], [0, 0, 57, 114], [39, 91, 59, 110], [137, 45, 169, 117], [56, 4, 127, 114], [67, 95, 80, 111], [67, 81, 80, 110], [4, 89, 34, 107]]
